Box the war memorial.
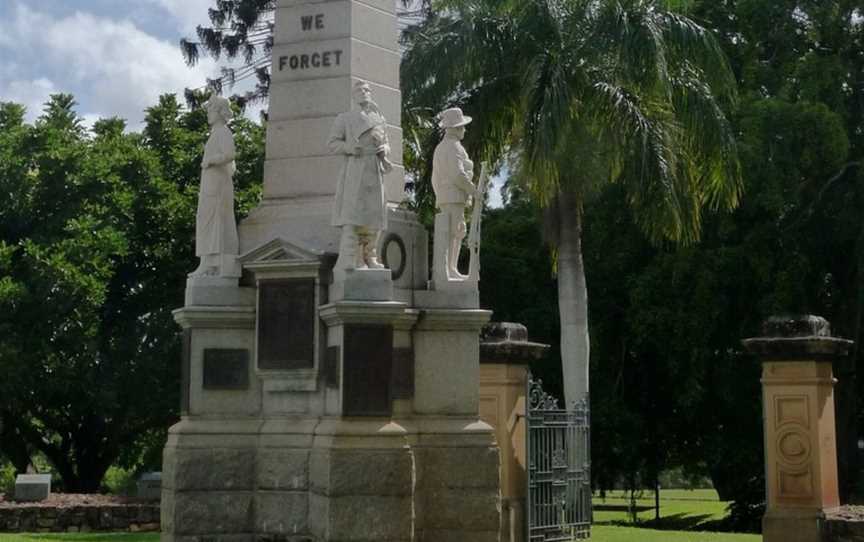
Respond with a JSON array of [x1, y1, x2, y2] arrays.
[[160, 0, 502, 540], [156, 2, 863, 542]]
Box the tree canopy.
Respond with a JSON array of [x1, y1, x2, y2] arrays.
[[0, 94, 264, 491]]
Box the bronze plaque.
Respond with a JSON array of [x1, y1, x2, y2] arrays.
[[258, 279, 315, 370], [343, 325, 393, 416], [203, 349, 250, 390], [391, 347, 414, 399], [181, 330, 191, 414]]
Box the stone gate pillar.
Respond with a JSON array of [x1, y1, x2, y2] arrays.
[[479, 322, 549, 542], [743, 315, 853, 542]]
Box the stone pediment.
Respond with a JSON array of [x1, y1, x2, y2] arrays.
[[239, 238, 328, 279]]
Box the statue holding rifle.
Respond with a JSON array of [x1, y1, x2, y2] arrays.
[[431, 107, 488, 285]]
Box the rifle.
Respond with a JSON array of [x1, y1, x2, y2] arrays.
[[467, 163, 489, 282]]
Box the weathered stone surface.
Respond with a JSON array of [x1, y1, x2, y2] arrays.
[[256, 492, 308, 534], [173, 449, 256, 490], [0, 503, 159, 533], [310, 493, 412, 540], [172, 492, 253, 534], [481, 322, 528, 342], [137, 471, 162, 500], [258, 449, 310, 490], [160, 489, 175, 533], [414, 328, 482, 415], [310, 449, 412, 496], [14, 474, 51, 502], [743, 315, 853, 361], [824, 507, 864, 541], [418, 488, 501, 531], [416, 447, 499, 490], [419, 529, 499, 542], [762, 314, 831, 338], [174, 536, 255, 542]]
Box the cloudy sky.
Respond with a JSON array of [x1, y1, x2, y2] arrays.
[[0, 1, 507, 203], [0, 0, 238, 129]]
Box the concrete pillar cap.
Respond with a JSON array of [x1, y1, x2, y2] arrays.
[[480, 322, 550, 365], [742, 315, 853, 362]]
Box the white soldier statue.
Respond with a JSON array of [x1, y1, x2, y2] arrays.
[[190, 95, 240, 278], [432, 107, 479, 281], [329, 81, 394, 274]]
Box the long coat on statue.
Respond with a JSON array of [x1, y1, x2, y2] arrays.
[[328, 105, 390, 230], [196, 124, 239, 257]]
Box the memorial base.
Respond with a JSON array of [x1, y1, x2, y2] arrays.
[[416, 284, 479, 309], [331, 267, 394, 302], [184, 276, 254, 307], [763, 508, 829, 542], [161, 417, 500, 542]]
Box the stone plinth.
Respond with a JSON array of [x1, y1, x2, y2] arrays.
[[743, 315, 853, 542], [137, 472, 162, 501], [479, 322, 549, 542], [319, 301, 418, 417], [414, 309, 492, 415], [14, 475, 51, 502]]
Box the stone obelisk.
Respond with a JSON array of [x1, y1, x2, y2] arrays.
[[161, 2, 501, 541], [240, 0, 408, 256]]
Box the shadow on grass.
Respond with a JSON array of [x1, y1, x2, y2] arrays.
[[597, 512, 722, 532], [593, 504, 654, 513]]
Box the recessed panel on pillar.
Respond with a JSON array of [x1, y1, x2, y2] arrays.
[[343, 324, 393, 416], [258, 279, 316, 370]]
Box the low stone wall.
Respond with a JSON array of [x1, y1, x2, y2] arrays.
[[825, 507, 864, 542], [0, 503, 159, 533]]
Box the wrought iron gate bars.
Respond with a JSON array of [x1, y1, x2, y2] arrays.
[[526, 377, 592, 541]]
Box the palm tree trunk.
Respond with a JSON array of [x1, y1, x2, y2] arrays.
[[557, 191, 590, 405]]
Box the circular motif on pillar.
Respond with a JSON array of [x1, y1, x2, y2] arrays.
[[381, 233, 407, 281], [777, 427, 811, 467]]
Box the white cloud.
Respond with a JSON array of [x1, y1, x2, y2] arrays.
[[0, 3, 220, 129], [147, 0, 215, 34], [0, 78, 58, 121]]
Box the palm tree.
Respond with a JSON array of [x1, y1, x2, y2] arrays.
[[402, 0, 742, 404]]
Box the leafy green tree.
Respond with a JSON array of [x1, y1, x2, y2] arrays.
[[0, 94, 264, 491], [401, 0, 742, 404], [691, 0, 864, 502], [579, 0, 864, 519]]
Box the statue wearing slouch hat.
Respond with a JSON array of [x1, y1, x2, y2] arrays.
[[432, 107, 478, 282]]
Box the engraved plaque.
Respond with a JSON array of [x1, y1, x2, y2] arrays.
[[181, 330, 191, 414], [203, 349, 250, 390], [344, 325, 393, 416], [258, 280, 315, 370], [391, 347, 414, 399]]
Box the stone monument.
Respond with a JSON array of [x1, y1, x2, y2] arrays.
[[743, 315, 851, 542], [161, 1, 501, 541]]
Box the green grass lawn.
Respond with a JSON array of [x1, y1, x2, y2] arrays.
[[593, 525, 760, 541], [594, 488, 730, 528]]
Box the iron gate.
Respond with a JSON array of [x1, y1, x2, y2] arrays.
[[526, 377, 592, 541]]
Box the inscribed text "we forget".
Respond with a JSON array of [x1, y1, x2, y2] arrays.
[[278, 14, 344, 72]]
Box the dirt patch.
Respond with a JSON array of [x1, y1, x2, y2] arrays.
[[0, 493, 153, 508], [827, 505, 864, 522]]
